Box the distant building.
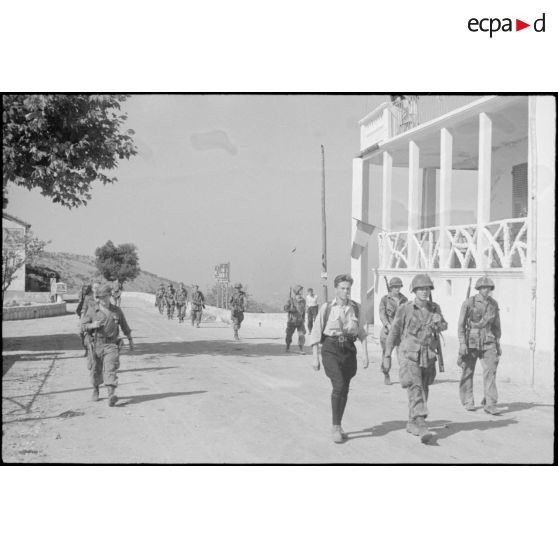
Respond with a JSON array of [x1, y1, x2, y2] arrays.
[[2, 213, 31, 292], [351, 95, 554, 385]]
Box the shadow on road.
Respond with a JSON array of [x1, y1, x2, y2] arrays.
[[117, 390, 207, 407], [131, 339, 293, 358], [3, 333, 82, 352], [119, 366, 178, 375], [496, 401, 554, 414], [346, 416, 518, 442]]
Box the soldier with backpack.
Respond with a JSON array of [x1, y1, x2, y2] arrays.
[[378, 277, 408, 385], [165, 283, 176, 320], [284, 284, 306, 353], [155, 283, 165, 314], [230, 282, 247, 340], [383, 274, 447, 444], [190, 285, 205, 327], [308, 274, 369, 444], [457, 276, 502, 415], [175, 283, 188, 323]]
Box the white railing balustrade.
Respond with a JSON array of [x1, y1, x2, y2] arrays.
[[379, 218, 527, 270]]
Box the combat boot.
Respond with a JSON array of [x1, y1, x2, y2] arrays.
[[406, 419, 420, 436], [91, 387, 100, 402], [415, 417, 433, 443], [383, 373, 392, 385], [234, 331, 239, 340], [298, 345, 305, 354], [331, 425, 344, 443], [484, 406, 501, 415], [285, 343, 290, 352], [107, 386, 118, 407], [464, 402, 476, 411]]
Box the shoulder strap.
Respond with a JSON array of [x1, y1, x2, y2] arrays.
[[350, 300, 360, 320], [320, 302, 333, 340]]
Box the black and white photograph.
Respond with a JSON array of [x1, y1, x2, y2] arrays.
[[2, 93, 554, 464]]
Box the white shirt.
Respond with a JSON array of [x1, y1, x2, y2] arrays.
[[308, 299, 367, 346], [306, 294, 318, 308]]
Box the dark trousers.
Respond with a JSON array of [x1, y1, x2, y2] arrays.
[[307, 306, 318, 333], [321, 337, 357, 426]]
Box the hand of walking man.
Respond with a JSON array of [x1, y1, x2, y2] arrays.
[[459, 343, 468, 356], [362, 355, 369, 369], [312, 357, 320, 371]]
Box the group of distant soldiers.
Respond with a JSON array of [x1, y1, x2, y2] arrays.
[[73, 272, 503, 447], [154, 282, 205, 326]]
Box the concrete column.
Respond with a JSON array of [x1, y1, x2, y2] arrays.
[[477, 112, 492, 270], [407, 141, 420, 268], [439, 128, 453, 268], [529, 96, 555, 358], [351, 158, 370, 305], [421, 168, 437, 228], [382, 151, 392, 268]]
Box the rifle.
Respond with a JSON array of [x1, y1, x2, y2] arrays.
[[428, 292, 445, 373], [384, 276, 389, 293], [457, 278, 473, 368]]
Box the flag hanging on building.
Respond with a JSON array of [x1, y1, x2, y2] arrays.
[[351, 219, 377, 259]]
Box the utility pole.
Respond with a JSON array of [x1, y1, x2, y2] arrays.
[[321, 145, 328, 302]]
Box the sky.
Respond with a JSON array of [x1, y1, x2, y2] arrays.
[[6, 94, 386, 306]]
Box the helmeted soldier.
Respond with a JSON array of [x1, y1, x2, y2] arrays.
[[111, 281, 122, 307], [174, 282, 188, 323], [384, 274, 447, 443], [379, 277, 408, 385], [230, 282, 247, 340], [190, 285, 205, 327], [284, 284, 306, 353], [457, 276, 502, 415], [155, 283, 165, 314], [165, 283, 176, 320], [80, 284, 134, 406]]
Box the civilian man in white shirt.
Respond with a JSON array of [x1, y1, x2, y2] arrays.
[[305, 288, 319, 333], [309, 274, 369, 443]]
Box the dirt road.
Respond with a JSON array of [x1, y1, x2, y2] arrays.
[[2, 297, 554, 463]]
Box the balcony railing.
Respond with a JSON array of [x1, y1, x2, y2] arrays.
[[359, 95, 484, 151], [379, 218, 528, 270]]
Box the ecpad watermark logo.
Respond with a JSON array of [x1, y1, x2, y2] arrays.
[[468, 13, 546, 37]]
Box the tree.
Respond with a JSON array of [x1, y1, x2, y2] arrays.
[[2, 229, 49, 303], [3, 94, 137, 209], [95, 241, 140, 286]]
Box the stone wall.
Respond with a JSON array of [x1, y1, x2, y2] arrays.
[[2, 302, 67, 321]]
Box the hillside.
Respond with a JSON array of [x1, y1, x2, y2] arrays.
[[35, 251, 178, 294], [33, 252, 282, 311]]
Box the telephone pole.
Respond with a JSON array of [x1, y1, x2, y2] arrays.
[[321, 145, 328, 302]]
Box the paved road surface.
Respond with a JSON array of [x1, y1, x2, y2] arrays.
[[2, 297, 554, 463]]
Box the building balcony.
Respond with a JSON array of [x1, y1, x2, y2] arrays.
[[359, 95, 485, 152], [378, 217, 528, 271]]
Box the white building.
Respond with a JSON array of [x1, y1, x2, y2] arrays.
[[2, 213, 31, 292], [351, 95, 555, 386]]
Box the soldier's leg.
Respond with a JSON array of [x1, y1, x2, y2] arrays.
[[102, 344, 120, 407], [459, 351, 478, 407], [338, 344, 358, 424], [89, 345, 103, 401], [196, 309, 202, 326], [380, 336, 392, 385], [404, 360, 428, 420], [480, 346, 499, 408], [285, 323, 295, 350], [297, 323, 306, 350]]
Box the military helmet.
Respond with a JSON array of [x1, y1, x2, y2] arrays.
[[97, 284, 113, 297], [475, 276, 495, 290], [291, 284, 303, 294], [389, 277, 403, 288], [410, 274, 434, 292], [234, 282, 242, 289]]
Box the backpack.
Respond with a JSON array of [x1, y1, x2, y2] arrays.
[[320, 300, 360, 342]]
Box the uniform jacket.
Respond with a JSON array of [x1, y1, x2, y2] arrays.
[[457, 294, 501, 350], [230, 291, 247, 313], [175, 287, 188, 304], [191, 290, 205, 309], [379, 293, 408, 331], [284, 296, 306, 324], [80, 301, 132, 344], [386, 299, 448, 366]]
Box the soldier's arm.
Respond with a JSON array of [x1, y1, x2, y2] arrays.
[[385, 305, 405, 354], [493, 303, 502, 340], [436, 304, 448, 332], [379, 297, 389, 326], [117, 308, 133, 339], [457, 301, 468, 344]]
